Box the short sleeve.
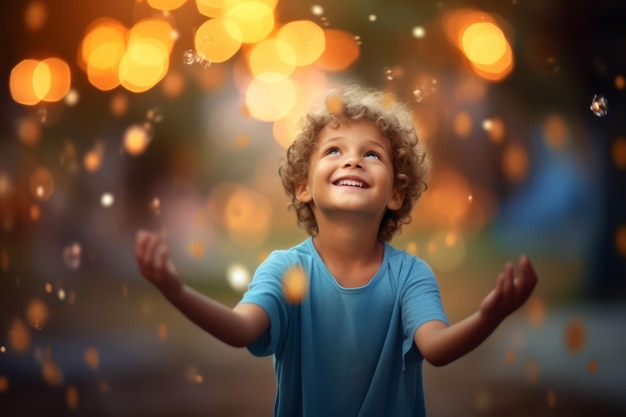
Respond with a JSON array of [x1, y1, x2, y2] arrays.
[[238, 251, 290, 357], [400, 259, 449, 362]]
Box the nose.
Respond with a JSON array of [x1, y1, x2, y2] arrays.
[[343, 154, 363, 169]]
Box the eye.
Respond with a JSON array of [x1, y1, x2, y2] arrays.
[[324, 147, 341, 156], [365, 151, 380, 159]]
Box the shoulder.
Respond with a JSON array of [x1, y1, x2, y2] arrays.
[[385, 243, 433, 273], [257, 238, 314, 271]]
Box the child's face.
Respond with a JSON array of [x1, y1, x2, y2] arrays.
[[295, 119, 404, 222]]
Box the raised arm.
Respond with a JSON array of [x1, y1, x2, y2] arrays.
[[414, 255, 537, 367], [134, 230, 269, 348]]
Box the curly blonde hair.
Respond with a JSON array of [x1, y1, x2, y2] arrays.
[[279, 84, 429, 241]]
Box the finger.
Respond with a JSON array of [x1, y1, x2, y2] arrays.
[[134, 230, 148, 261], [501, 261, 514, 298], [517, 254, 538, 295], [157, 244, 170, 273], [143, 234, 160, 266]]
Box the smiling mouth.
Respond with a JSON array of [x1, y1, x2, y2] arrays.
[[333, 179, 369, 188]]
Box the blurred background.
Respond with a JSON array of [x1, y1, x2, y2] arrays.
[[1, 0, 625, 416]]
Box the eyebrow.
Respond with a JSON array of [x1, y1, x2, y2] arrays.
[[320, 136, 389, 152]]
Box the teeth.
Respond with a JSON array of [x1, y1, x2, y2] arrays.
[[336, 180, 366, 188]]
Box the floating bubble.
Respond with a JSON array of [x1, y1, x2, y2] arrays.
[[227, 263, 251, 292], [63, 242, 82, 270], [183, 49, 197, 65], [589, 94, 608, 117], [282, 265, 308, 304]]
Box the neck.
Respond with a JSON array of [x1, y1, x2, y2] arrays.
[[312, 214, 383, 267]]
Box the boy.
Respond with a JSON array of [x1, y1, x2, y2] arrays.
[[134, 84, 537, 416]]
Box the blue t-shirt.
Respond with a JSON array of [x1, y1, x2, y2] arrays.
[[239, 238, 448, 417]]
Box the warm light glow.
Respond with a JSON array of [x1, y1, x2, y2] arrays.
[[611, 137, 626, 170], [501, 143, 529, 182], [226, 0, 275, 44], [24, 1, 47, 32], [248, 37, 296, 82], [444, 9, 514, 81], [130, 18, 175, 54], [453, 111, 472, 138], [29, 167, 55, 201], [542, 114, 569, 149], [276, 20, 326, 66], [10, 59, 41, 105], [81, 19, 127, 91], [194, 18, 242, 63], [123, 124, 152, 155], [196, 0, 236, 18], [147, 0, 188, 10], [315, 29, 360, 71], [39, 58, 71, 102], [461, 22, 506, 65], [118, 40, 169, 92], [245, 78, 296, 121]]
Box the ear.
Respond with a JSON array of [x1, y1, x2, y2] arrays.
[[387, 187, 405, 211], [295, 181, 312, 203]]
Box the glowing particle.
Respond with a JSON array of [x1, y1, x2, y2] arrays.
[[384, 67, 394, 80], [188, 241, 205, 258], [523, 358, 541, 383], [590, 94, 608, 117], [183, 49, 197, 65], [8, 317, 31, 353], [505, 349, 516, 365], [326, 93, 344, 115], [468, 194, 473, 202], [0, 346, 6, 353], [0, 376, 8, 393], [100, 192, 114, 207], [84, 347, 100, 370], [26, 298, 49, 330], [150, 197, 161, 215], [311, 5, 324, 16], [525, 297, 547, 327], [227, 263, 251, 292], [66, 385, 79, 410], [157, 322, 168, 341], [58, 289, 66, 300], [564, 317, 586, 352], [547, 389, 556, 408], [283, 265, 308, 304], [123, 124, 152, 155], [354, 35, 362, 45], [615, 75, 625, 90], [616, 225, 626, 257], [63, 242, 81, 270], [146, 107, 163, 123], [413, 88, 424, 103], [406, 241, 418, 255], [368, 14, 377, 22], [588, 359, 598, 374], [64, 89, 79, 106], [412, 26, 426, 39], [42, 359, 63, 386]]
